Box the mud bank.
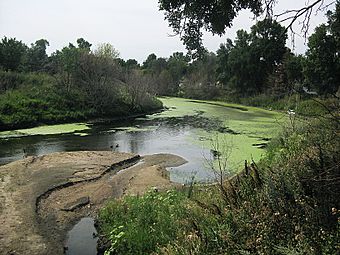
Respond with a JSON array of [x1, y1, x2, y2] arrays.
[[0, 151, 187, 255]]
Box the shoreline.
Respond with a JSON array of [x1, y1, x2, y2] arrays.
[[0, 107, 165, 132], [0, 151, 187, 255]]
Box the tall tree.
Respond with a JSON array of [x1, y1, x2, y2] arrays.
[[181, 52, 218, 99], [216, 19, 287, 94], [304, 24, 339, 94], [51, 38, 92, 91], [142, 53, 157, 70], [0, 37, 27, 71], [166, 52, 189, 95], [26, 39, 49, 72]]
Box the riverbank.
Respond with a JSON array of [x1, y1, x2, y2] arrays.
[[0, 151, 187, 255], [0, 71, 163, 131]]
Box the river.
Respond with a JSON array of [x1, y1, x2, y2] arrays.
[[0, 97, 283, 183]]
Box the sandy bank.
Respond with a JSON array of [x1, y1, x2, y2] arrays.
[[0, 151, 187, 255]]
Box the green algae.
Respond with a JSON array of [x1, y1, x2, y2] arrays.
[[114, 126, 156, 132], [157, 97, 286, 171], [0, 123, 91, 138]]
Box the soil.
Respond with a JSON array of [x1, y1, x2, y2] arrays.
[[0, 151, 187, 255]]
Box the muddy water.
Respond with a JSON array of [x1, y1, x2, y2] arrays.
[[0, 97, 283, 183]]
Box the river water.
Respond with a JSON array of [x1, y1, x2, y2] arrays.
[[0, 97, 283, 183]]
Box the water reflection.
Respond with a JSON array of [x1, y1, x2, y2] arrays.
[[65, 217, 98, 255], [0, 120, 215, 183]]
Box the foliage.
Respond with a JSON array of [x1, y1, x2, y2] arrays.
[[158, 0, 262, 57], [0, 37, 27, 71], [181, 52, 219, 99], [141, 52, 189, 96], [0, 70, 26, 93], [0, 37, 163, 130], [25, 39, 50, 72], [304, 19, 340, 94], [98, 190, 189, 255], [94, 43, 120, 60], [216, 19, 288, 95]]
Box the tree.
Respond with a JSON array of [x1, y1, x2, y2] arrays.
[[26, 39, 49, 72], [158, 0, 262, 56], [125, 59, 140, 70], [125, 70, 151, 110], [158, 0, 335, 57], [166, 52, 189, 95], [142, 53, 157, 69], [51, 38, 93, 91], [0, 37, 27, 71], [327, 2, 340, 50], [73, 51, 122, 115], [304, 24, 339, 94], [76, 38, 92, 51], [94, 43, 120, 60], [181, 52, 219, 99], [267, 52, 304, 96], [303, 1, 340, 95], [216, 19, 287, 95]]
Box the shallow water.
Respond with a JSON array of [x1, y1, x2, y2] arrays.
[[65, 217, 98, 255], [0, 97, 284, 182]]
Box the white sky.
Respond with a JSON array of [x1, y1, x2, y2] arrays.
[[0, 0, 335, 63]]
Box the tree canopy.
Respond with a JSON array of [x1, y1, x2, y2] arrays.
[[158, 0, 336, 57]]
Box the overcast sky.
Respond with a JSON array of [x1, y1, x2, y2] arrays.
[[0, 0, 335, 63]]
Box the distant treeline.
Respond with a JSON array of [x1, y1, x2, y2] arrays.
[[132, 16, 338, 101], [0, 39, 162, 130], [0, 7, 339, 129]]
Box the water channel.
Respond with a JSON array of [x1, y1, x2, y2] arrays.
[[0, 97, 283, 183]]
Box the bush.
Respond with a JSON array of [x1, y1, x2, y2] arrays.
[[0, 70, 25, 93], [0, 71, 163, 130]]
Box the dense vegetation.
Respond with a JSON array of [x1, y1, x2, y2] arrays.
[[98, 104, 339, 254], [97, 2, 339, 255], [0, 39, 162, 130]]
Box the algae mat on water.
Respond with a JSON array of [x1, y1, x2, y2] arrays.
[[155, 97, 286, 173], [0, 123, 91, 138]]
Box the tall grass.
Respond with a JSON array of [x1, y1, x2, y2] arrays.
[[98, 190, 189, 255]]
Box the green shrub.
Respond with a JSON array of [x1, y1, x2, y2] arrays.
[[0, 70, 25, 93], [98, 190, 188, 255]]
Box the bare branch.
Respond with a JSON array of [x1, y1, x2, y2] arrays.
[[274, 0, 335, 37]]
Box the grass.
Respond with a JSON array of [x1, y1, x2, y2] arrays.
[[98, 190, 189, 255]]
